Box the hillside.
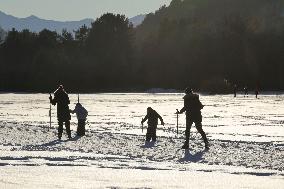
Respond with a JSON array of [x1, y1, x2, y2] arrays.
[[136, 0, 284, 45], [134, 0, 284, 90]]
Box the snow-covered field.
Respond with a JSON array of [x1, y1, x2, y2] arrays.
[[0, 93, 283, 188]]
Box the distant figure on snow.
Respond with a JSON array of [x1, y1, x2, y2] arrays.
[[50, 85, 72, 140], [177, 87, 209, 149], [70, 103, 88, 136], [255, 86, 259, 99], [244, 86, 249, 97], [233, 84, 237, 97], [141, 107, 164, 142]]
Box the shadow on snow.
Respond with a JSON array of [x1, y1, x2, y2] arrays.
[[178, 149, 207, 163], [140, 141, 156, 148]]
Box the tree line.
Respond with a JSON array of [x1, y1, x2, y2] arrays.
[[0, 0, 284, 93], [0, 14, 134, 92]]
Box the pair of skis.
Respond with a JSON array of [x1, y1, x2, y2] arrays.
[[141, 109, 179, 135]]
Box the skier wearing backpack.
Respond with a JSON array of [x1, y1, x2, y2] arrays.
[[177, 87, 209, 149]]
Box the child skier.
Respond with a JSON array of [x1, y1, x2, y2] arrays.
[[141, 107, 164, 142], [71, 103, 88, 136]]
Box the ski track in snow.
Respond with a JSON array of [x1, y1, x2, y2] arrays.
[[0, 93, 283, 188]]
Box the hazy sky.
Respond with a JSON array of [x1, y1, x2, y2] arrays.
[[0, 0, 172, 21]]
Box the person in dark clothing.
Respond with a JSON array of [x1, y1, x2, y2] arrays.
[[255, 86, 259, 99], [70, 103, 88, 136], [49, 85, 72, 140], [233, 84, 237, 97], [177, 87, 209, 149], [141, 107, 164, 142], [244, 86, 249, 97]]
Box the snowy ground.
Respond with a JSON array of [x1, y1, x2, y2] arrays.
[[0, 93, 283, 188]]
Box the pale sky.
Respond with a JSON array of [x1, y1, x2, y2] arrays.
[[0, 0, 172, 21]]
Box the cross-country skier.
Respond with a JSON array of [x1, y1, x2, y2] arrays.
[[49, 85, 72, 140], [255, 86, 259, 99], [233, 84, 237, 97], [70, 103, 88, 136], [141, 107, 164, 142], [244, 86, 249, 97], [177, 87, 209, 149]]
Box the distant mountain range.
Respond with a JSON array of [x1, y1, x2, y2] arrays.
[[0, 11, 145, 33], [129, 14, 146, 27]]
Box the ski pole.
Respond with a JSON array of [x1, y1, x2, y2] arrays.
[[78, 94, 80, 103], [49, 93, 52, 130], [141, 118, 144, 133], [176, 109, 179, 135]]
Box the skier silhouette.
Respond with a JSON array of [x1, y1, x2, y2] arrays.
[[233, 84, 237, 97], [244, 86, 249, 97], [49, 85, 71, 140], [141, 107, 164, 142], [255, 86, 259, 98], [71, 103, 88, 136], [177, 87, 209, 149]]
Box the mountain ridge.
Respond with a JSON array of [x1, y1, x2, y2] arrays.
[[0, 11, 145, 33], [0, 10, 93, 33]]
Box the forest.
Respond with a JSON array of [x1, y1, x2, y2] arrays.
[[0, 0, 284, 93]]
